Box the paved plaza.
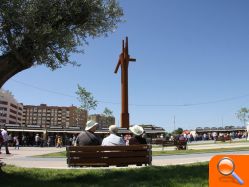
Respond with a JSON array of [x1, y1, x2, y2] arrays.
[[0, 141, 249, 169]]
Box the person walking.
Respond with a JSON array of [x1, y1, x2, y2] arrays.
[[0, 128, 10, 154], [56, 136, 62, 148]]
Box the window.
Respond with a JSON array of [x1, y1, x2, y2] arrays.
[[9, 115, 17, 119], [10, 109, 17, 114], [10, 103, 18, 109], [0, 101, 8, 105]]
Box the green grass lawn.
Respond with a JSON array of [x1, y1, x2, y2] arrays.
[[34, 146, 249, 158], [151, 139, 248, 148], [187, 139, 248, 145], [1, 163, 208, 187], [34, 151, 67, 158], [153, 146, 249, 156]]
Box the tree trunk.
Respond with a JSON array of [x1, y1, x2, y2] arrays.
[[0, 53, 32, 88]]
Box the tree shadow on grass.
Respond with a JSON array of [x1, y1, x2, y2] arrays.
[[0, 163, 208, 187]]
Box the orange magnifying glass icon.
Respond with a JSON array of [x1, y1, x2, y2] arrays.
[[217, 157, 244, 185]]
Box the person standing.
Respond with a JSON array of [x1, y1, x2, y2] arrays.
[[0, 128, 10, 154], [102, 125, 125, 146], [22, 135, 27, 147], [72, 135, 77, 146], [76, 120, 102, 146], [0, 129, 3, 154], [35, 134, 40, 147], [213, 132, 217, 143], [47, 136, 51, 147]]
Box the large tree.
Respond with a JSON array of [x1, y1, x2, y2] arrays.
[[103, 107, 113, 116], [172, 127, 183, 135], [76, 84, 98, 112], [0, 0, 123, 88], [236, 107, 249, 126]]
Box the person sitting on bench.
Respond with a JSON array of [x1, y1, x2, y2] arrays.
[[76, 120, 102, 146], [101, 125, 125, 146], [128, 125, 147, 145]]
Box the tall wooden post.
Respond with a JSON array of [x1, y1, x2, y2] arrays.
[[114, 37, 136, 129]]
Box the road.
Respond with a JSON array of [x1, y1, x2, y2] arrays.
[[153, 150, 249, 166], [0, 141, 248, 169]]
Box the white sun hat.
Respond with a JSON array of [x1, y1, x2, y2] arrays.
[[109, 125, 118, 134], [85, 120, 98, 131], [129, 125, 144, 136]]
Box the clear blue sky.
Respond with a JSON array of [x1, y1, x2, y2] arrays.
[[3, 0, 249, 131]]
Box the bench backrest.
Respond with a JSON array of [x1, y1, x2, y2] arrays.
[[67, 144, 152, 167], [162, 140, 175, 146], [152, 139, 175, 146]]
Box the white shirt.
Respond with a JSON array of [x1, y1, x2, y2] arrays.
[[1, 129, 9, 142], [101, 134, 125, 146], [14, 136, 19, 145], [35, 135, 40, 142]]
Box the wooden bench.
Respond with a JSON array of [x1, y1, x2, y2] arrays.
[[152, 139, 175, 150], [175, 140, 187, 150], [152, 139, 187, 150], [215, 135, 232, 143], [67, 144, 152, 167]]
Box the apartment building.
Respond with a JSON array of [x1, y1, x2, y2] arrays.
[[0, 89, 23, 125], [23, 104, 87, 129], [88, 114, 115, 129]]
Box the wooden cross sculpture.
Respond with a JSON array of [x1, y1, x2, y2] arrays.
[[114, 37, 136, 129]]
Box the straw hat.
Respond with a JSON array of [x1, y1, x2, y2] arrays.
[[129, 125, 144, 136], [85, 120, 98, 131], [109, 125, 118, 134]]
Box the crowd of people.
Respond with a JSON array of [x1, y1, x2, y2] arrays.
[[178, 131, 248, 143], [2, 121, 247, 154], [0, 121, 148, 154]]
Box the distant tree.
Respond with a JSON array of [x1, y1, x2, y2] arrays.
[[172, 127, 183, 135], [0, 0, 123, 88], [103, 107, 113, 116], [236, 107, 249, 126], [75, 84, 97, 112]]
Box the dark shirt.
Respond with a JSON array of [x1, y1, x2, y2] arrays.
[[129, 136, 147, 145], [76, 131, 102, 146]]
